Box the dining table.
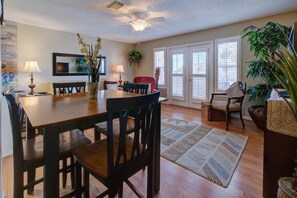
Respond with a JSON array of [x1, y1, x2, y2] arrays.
[[19, 90, 166, 197]]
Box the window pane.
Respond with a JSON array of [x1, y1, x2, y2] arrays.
[[172, 76, 183, 97], [193, 52, 206, 75], [192, 76, 206, 100], [154, 50, 165, 86], [217, 41, 238, 90], [172, 54, 183, 74]]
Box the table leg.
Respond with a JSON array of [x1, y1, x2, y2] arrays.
[[43, 127, 60, 198], [154, 102, 161, 193], [26, 117, 35, 140]]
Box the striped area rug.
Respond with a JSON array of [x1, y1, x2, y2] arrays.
[[161, 117, 248, 188]]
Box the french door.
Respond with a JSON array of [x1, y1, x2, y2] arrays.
[[169, 43, 212, 108]]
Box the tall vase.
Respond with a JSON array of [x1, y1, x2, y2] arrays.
[[87, 82, 98, 99]]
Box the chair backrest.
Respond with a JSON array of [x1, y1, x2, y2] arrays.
[[52, 82, 86, 95], [106, 91, 160, 176], [123, 82, 149, 94], [104, 80, 118, 90], [238, 81, 247, 95], [133, 76, 156, 92], [3, 93, 24, 166]]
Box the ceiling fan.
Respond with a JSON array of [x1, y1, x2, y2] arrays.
[[106, 1, 166, 32]]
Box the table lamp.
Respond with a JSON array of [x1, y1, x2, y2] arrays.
[[22, 61, 41, 95], [115, 64, 124, 86]]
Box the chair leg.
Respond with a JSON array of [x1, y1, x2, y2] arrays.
[[27, 168, 35, 194], [94, 127, 101, 141], [13, 169, 24, 198], [83, 169, 90, 198], [239, 112, 245, 128], [75, 162, 82, 198], [71, 156, 75, 189], [225, 111, 229, 131], [62, 158, 67, 188], [108, 185, 117, 198], [147, 163, 153, 198], [118, 182, 123, 198]]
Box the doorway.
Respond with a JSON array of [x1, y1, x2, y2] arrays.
[[168, 42, 213, 108]]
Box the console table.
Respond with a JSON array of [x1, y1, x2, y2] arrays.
[[263, 93, 297, 198]]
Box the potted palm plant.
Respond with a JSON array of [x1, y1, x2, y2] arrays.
[[241, 22, 291, 129], [266, 28, 297, 120], [267, 24, 297, 197]]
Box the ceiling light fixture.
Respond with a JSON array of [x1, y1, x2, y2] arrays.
[[130, 19, 150, 32]]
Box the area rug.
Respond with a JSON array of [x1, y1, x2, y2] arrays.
[[161, 117, 248, 188]]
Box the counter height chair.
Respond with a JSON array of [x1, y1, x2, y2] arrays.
[[94, 82, 149, 141], [4, 93, 91, 198], [74, 92, 160, 198], [52, 82, 86, 94], [52, 81, 88, 188], [210, 81, 246, 131]]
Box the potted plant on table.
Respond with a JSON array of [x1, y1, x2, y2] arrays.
[[77, 33, 102, 98]]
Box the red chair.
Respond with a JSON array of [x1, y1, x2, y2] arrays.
[[133, 76, 157, 93]]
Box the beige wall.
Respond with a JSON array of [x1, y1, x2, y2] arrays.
[[135, 11, 297, 117], [16, 23, 134, 92]]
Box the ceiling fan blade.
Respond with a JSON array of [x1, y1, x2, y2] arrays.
[[148, 17, 166, 23]]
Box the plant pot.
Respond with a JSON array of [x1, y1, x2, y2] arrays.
[[248, 105, 266, 130], [87, 82, 98, 99]]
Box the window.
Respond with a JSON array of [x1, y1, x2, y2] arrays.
[[215, 36, 241, 91], [153, 48, 166, 87]]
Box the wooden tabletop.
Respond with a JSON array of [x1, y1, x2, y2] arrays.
[[19, 90, 141, 129]]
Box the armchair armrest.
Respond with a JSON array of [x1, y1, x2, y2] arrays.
[[211, 93, 227, 96], [210, 93, 227, 103], [227, 96, 244, 107], [227, 96, 244, 100]]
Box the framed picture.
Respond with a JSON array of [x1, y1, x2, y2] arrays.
[[52, 53, 106, 76]]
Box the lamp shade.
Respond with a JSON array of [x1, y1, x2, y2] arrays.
[[115, 64, 124, 73], [22, 61, 41, 72]]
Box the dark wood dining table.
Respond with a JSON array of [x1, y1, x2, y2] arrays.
[[19, 90, 166, 197]]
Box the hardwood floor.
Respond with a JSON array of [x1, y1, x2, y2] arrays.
[[2, 104, 263, 198]]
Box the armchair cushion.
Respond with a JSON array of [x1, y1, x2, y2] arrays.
[[211, 101, 241, 112]]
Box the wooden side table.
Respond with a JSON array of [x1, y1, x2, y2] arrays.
[[201, 102, 225, 121], [201, 102, 211, 121]]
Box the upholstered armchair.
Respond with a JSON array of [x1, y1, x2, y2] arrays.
[[133, 76, 157, 93], [210, 81, 247, 131]]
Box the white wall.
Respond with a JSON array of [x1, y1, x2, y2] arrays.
[[16, 23, 134, 92], [135, 11, 297, 116]]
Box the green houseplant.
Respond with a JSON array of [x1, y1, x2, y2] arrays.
[[241, 22, 291, 129], [242, 22, 292, 103], [128, 50, 142, 66], [266, 27, 297, 120]]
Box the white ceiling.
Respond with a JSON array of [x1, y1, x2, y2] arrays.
[[6, 0, 297, 43]]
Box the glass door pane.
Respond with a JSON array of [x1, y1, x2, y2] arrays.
[[190, 49, 208, 103], [170, 51, 186, 101]]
